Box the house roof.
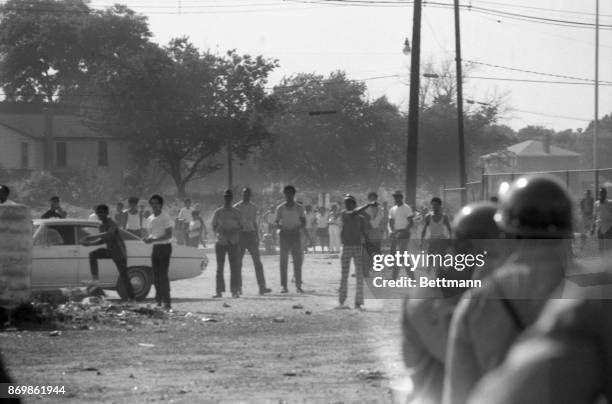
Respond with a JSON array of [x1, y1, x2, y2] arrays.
[[0, 111, 116, 140], [482, 139, 580, 159]]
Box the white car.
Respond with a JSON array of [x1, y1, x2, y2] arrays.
[[32, 219, 208, 300]]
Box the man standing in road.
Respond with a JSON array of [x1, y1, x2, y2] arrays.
[[80, 204, 135, 301], [176, 198, 193, 245], [593, 187, 612, 258], [234, 187, 271, 296], [42, 196, 67, 219], [144, 194, 173, 310], [388, 190, 414, 279], [337, 194, 368, 310], [212, 189, 243, 298], [580, 189, 594, 235], [276, 185, 306, 294]]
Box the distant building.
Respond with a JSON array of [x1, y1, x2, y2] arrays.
[[0, 103, 128, 183], [481, 136, 583, 195]]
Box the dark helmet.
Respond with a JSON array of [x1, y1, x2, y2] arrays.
[[452, 201, 500, 240], [494, 175, 572, 238]]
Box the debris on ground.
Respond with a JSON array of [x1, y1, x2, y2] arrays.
[[292, 304, 304, 309], [1, 287, 218, 331], [138, 343, 155, 348], [282, 371, 298, 377], [222, 303, 231, 308], [273, 317, 285, 323]]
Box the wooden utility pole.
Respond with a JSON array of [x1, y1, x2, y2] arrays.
[[454, 0, 468, 206], [405, 0, 422, 207], [594, 0, 600, 192]]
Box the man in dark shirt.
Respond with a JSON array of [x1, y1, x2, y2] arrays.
[[337, 194, 368, 310], [80, 204, 135, 301], [41, 196, 67, 219]]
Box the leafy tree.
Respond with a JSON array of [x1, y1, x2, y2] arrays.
[[259, 71, 406, 189], [83, 38, 278, 196], [0, 0, 151, 102]]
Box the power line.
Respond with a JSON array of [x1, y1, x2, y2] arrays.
[[287, 0, 612, 29], [464, 60, 612, 84]]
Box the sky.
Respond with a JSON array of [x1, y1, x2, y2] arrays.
[[89, 0, 612, 132]]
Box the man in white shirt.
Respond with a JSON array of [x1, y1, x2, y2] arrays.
[[176, 199, 193, 245], [125, 196, 144, 237], [144, 194, 174, 310], [389, 190, 414, 279], [234, 187, 271, 296], [276, 185, 306, 294]]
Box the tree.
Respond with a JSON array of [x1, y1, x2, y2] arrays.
[[84, 38, 278, 196], [259, 71, 406, 189], [0, 0, 151, 102]]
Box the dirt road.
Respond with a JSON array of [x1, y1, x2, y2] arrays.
[[1, 252, 407, 404]]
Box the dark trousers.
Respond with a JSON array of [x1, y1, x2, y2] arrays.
[[280, 230, 303, 289], [391, 236, 412, 280], [89, 248, 134, 300], [151, 244, 172, 306], [238, 231, 266, 290], [215, 242, 240, 294]]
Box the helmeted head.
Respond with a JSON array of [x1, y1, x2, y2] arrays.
[[494, 175, 572, 239], [453, 202, 500, 240]]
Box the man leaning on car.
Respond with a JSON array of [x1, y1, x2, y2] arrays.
[[79, 204, 135, 302]]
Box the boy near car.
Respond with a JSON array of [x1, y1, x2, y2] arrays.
[[79, 204, 135, 302], [125, 196, 144, 237], [42, 196, 67, 219], [144, 194, 174, 310]]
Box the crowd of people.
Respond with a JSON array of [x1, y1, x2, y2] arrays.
[[2, 176, 612, 402]]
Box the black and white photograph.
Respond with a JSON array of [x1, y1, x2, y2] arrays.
[[0, 0, 611, 403]]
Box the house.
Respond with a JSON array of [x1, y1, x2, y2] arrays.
[[480, 136, 583, 196], [0, 103, 128, 184]]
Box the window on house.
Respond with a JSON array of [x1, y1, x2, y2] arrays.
[[56, 142, 67, 168], [98, 140, 108, 167], [21, 142, 29, 168]]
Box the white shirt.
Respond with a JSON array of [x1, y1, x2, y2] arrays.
[[178, 207, 193, 222], [125, 210, 142, 230], [389, 203, 414, 230], [146, 212, 173, 245]]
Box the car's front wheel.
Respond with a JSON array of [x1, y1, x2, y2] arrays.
[[117, 266, 152, 301]]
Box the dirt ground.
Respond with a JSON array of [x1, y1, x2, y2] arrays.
[[1, 252, 409, 404]]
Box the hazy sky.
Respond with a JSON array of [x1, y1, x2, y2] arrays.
[[91, 0, 612, 131]]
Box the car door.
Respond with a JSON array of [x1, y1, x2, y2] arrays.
[[32, 224, 79, 289], [75, 224, 119, 287]]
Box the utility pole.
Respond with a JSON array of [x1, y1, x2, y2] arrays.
[[454, 0, 467, 206], [405, 0, 422, 207], [594, 0, 600, 192]]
